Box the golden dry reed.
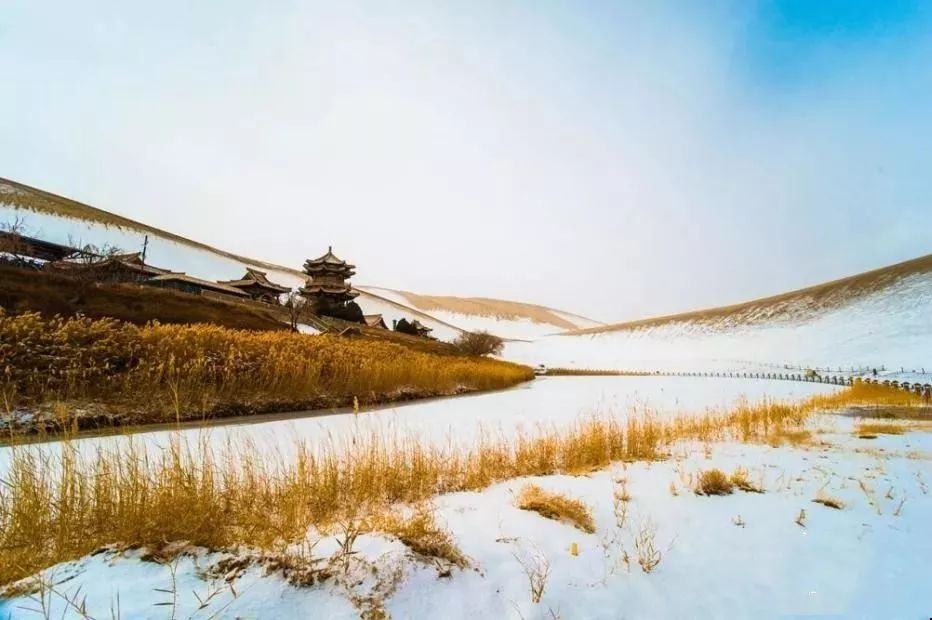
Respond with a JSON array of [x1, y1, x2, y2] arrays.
[[0, 382, 915, 586], [0, 311, 533, 426], [516, 484, 596, 532]]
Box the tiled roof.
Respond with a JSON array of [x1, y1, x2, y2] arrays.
[[363, 314, 387, 328], [220, 268, 291, 293], [148, 273, 248, 296]]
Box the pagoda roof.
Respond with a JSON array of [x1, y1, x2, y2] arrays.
[[300, 283, 359, 298], [220, 267, 291, 293], [410, 319, 433, 333], [305, 246, 356, 270]]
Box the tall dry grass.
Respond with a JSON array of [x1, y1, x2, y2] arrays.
[[0, 311, 533, 428], [0, 382, 915, 586]]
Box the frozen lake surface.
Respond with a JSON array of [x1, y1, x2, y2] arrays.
[[0, 376, 840, 471]]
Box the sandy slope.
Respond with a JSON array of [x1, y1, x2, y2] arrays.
[[506, 266, 932, 380], [357, 286, 603, 339]]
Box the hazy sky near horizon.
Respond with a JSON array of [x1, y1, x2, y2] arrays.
[[2, 1, 931, 321]]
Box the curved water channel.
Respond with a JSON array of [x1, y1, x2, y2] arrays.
[[0, 376, 840, 473]]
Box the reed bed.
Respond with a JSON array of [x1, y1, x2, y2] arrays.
[[0, 382, 916, 586], [0, 311, 533, 428]]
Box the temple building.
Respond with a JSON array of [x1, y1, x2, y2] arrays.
[[363, 314, 388, 329], [146, 273, 248, 301], [0, 231, 78, 264], [220, 268, 291, 304], [47, 252, 168, 283], [299, 247, 363, 321]]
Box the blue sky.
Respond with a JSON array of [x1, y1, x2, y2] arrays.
[[1, 1, 930, 320]]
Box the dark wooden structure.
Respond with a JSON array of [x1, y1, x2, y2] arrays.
[[410, 319, 434, 338], [0, 231, 78, 262], [393, 317, 434, 338], [299, 247, 362, 320], [47, 252, 168, 283], [146, 273, 249, 301], [220, 268, 291, 304]]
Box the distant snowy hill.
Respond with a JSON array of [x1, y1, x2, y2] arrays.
[[0, 177, 595, 341], [506, 254, 932, 378], [356, 286, 603, 340]]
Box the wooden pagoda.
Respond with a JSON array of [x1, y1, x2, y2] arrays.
[[299, 247, 361, 319]]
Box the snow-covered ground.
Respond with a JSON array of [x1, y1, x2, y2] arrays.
[[3, 409, 929, 619]]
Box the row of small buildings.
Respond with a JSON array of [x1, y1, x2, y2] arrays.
[[0, 230, 433, 336]]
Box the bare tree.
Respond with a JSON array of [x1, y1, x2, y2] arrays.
[[59, 237, 124, 303], [285, 291, 313, 331], [452, 331, 505, 356], [0, 215, 32, 266]]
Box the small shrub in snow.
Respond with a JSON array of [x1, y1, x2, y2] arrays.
[[812, 494, 845, 510], [795, 509, 807, 528], [512, 544, 550, 604], [855, 422, 907, 437], [517, 484, 596, 533], [372, 503, 469, 569], [730, 468, 764, 493], [695, 469, 734, 496], [633, 519, 662, 573]]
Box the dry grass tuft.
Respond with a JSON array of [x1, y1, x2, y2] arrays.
[[812, 494, 845, 510], [371, 504, 469, 568], [695, 469, 734, 496], [633, 519, 662, 573], [767, 429, 813, 447], [516, 484, 596, 534], [730, 468, 764, 493], [795, 509, 807, 527], [855, 422, 908, 437]]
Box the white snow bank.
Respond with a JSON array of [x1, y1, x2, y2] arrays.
[[5, 420, 929, 619]]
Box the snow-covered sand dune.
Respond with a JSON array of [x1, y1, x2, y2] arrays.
[[356, 286, 603, 340], [506, 262, 932, 381]]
